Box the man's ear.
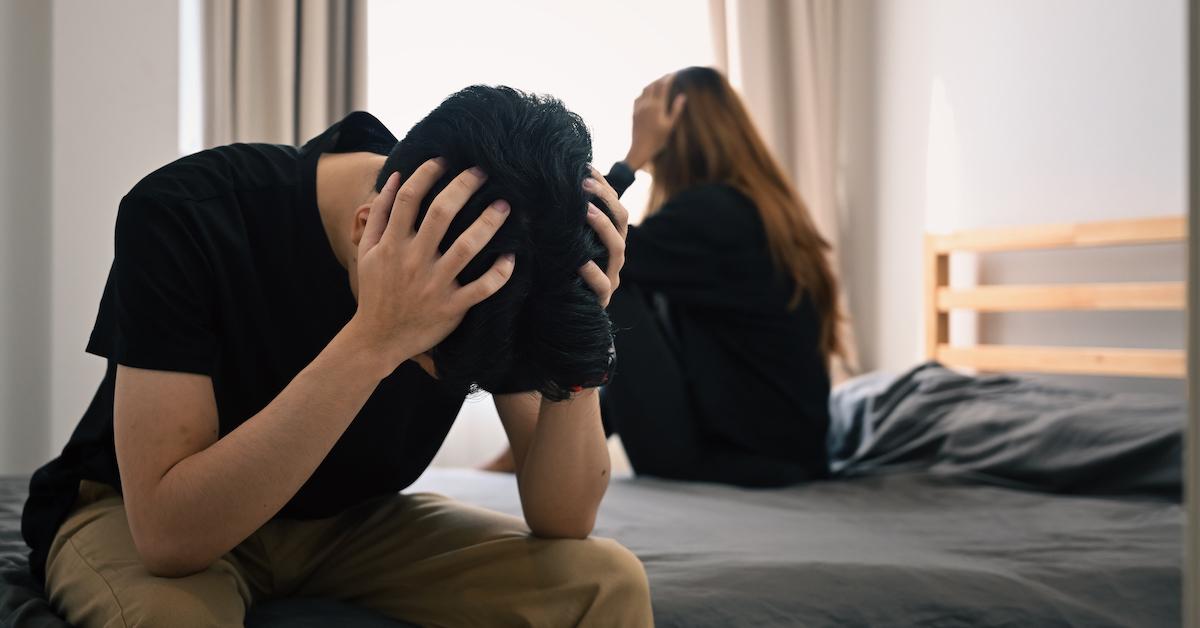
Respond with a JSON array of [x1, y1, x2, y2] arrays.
[[351, 203, 373, 247]]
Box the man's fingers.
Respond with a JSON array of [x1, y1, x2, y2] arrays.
[[436, 199, 511, 279], [584, 187, 626, 298], [455, 253, 516, 308], [578, 260, 612, 306], [587, 203, 625, 272], [362, 172, 400, 251], [584, 172, 628, 238], [385, 158, 447, 243], [415, 166, 488, 255]]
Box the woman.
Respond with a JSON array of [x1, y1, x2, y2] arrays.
[[489, 67, 842, 487]]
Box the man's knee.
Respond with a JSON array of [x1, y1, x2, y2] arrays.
[[48, 532, 248, 628], [587, 538, 650, 597], [118, 576, 246, 628], [547, 537, 651, 616]]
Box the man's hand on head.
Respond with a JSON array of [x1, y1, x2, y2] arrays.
[[578, 166, 629, 309], [481, 170, 623, 537], [348, 159, 515, 377]]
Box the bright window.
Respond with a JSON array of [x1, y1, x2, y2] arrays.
[[367, 0, 714, 224], [367, 0, 714, 468]]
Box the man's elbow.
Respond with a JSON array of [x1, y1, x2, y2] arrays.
[[527, 511, 597, 540], [137, 544, 213, 578], [129, 520, 216, 578], [144, 555, 210, 578]]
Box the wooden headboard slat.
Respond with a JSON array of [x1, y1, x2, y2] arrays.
[[935, 344, 1186, 379], [924, 215, 1187, 380], [929, 215, 1185, 253], [937, 281, 1186, 312]]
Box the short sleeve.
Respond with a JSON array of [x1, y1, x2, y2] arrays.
[[87, 195, 216, 374]]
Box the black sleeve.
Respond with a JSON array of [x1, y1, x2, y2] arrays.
[[615, 183, 767, 311], [87, 195, 216, 374], [605, 161, 637, 197]]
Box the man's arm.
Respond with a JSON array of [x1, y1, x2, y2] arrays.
[[488, 167, 629, 539], [493, 391, 611, 538], [116, 330, 394, 577], [116, 161, 515, 577]]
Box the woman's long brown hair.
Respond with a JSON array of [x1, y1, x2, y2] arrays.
[[647, 66, 844, 362]]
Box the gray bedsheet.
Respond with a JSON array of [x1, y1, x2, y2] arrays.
[[410, 468, 1181, 627], [0, 470, 1183, 627]]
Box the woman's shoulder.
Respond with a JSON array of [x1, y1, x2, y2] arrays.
[[666, 182, 752, 209], [660, 182, 761, 234]]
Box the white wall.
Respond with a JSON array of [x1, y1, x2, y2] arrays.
[[840, 0, 1188, 395], [49, 0, 182, 454], [0, 1, 52, 474], [0, 1, 181, 473]]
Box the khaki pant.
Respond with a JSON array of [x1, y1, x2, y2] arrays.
[[46, 481, 653, 628]]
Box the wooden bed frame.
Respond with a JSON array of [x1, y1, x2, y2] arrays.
[[923, 215, 1188, 379]]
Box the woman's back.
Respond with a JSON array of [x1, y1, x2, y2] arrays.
[[490, 67, 841, 486], [611, 176, 831, 480]]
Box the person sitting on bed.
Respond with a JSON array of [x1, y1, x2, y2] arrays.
[[21, 86, 652, 628], [485, 67, 844, 487]]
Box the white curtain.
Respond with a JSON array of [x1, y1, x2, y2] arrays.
[[202, 0, 367, 147], [710, 0, 859, 380]]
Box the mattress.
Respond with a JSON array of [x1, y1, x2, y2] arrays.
[[1, 469, 1181, 627]]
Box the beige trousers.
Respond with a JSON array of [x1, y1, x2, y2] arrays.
[[45, 481, 653, 628]]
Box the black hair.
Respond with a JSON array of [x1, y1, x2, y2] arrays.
[[375, 85, 615, 401]]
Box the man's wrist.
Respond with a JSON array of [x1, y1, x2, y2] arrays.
[[540, 386, 599, 411], [334, 318, 406, 381]]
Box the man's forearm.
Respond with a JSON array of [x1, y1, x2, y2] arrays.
[[515, 389, 610, 538], [134, 322, 393, 575]]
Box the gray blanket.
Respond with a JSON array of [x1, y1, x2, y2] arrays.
[[829, 362, 1184, 498]]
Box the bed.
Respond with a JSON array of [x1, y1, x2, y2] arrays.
[[1, 463, 1184, 628], [0, 216, 1188, 627]]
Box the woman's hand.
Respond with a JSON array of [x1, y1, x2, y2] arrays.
[[579, 166, 629, 308], [349, 159, 515, 375], [624, 74, 687, 172]]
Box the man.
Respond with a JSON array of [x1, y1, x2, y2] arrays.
[[22, 86, 652, 627]]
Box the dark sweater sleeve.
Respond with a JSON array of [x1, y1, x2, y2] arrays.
[[605, 161, 637, 197], [604, 167, 768, 310]]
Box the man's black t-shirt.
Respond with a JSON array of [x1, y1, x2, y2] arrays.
[[22, 112, 468, 577]]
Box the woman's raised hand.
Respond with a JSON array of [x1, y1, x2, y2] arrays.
[[624, 74, 687, 172]]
